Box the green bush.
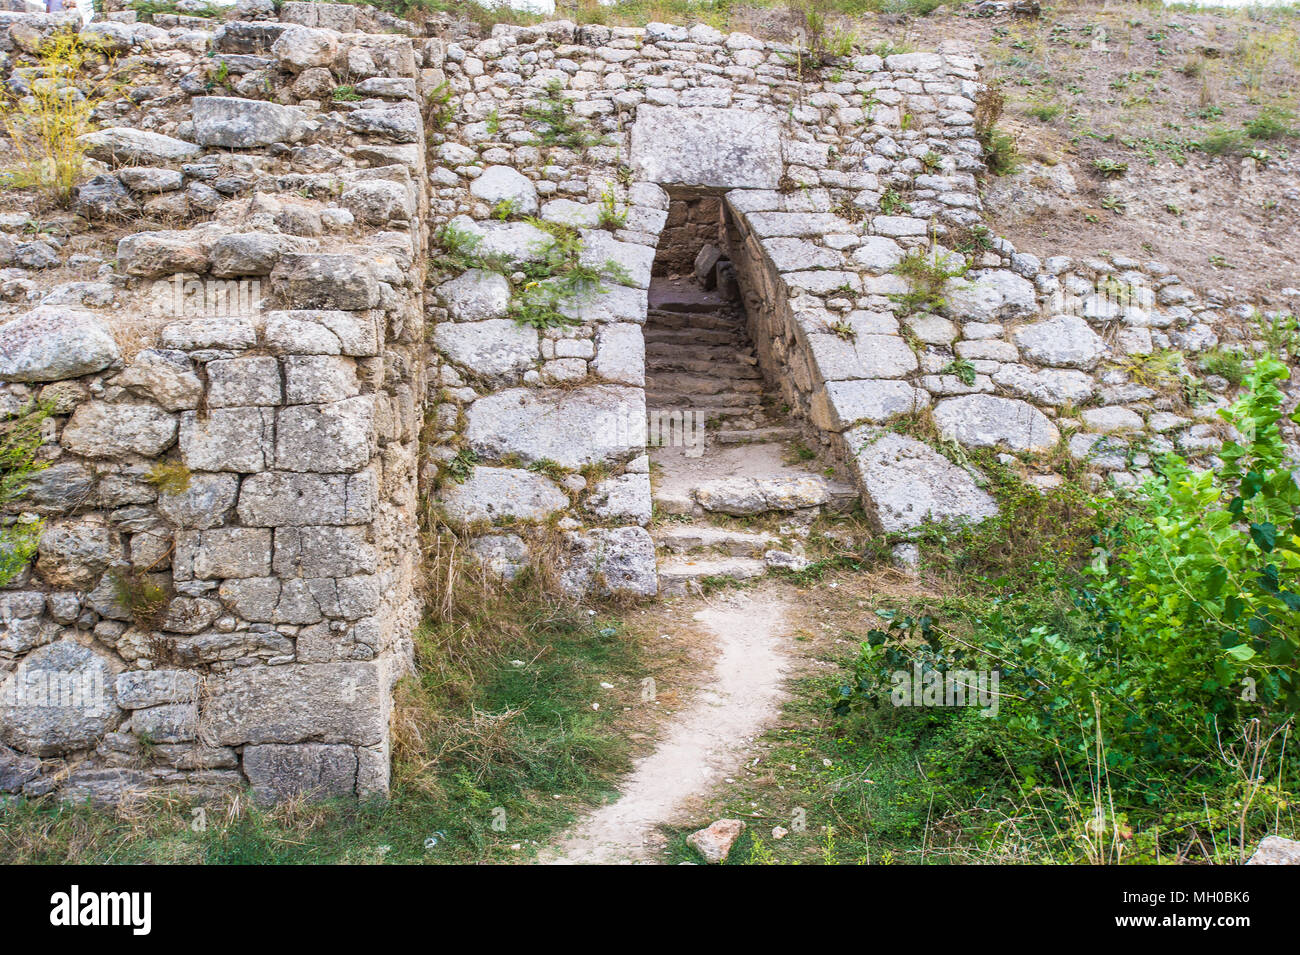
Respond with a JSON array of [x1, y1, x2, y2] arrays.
[[1097, 355, 1300, 715], [981, 358, 1299, 780], [844, 358, 1299, 814]]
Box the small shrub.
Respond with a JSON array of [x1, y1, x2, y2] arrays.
[[431, 222, 504, 273], [1092, 157, 1129, 178], [951, 224, 994, 255], [1253, 310, 1300, 358], [0, 401, 51, 586], [110, 570, 171, 630], [527, 458, 570, 483], [941, 357, 977, 386], [524, 80, 605, 151], [789, 0, 856, 70], [1244, 106, 1294, 141], [828, 319, 856, 341], [879, 188, 911, 216], [440, 448, 478, 486], [595, 185, 627, 231], [889, 246, 969, 316], [1026, 101, 1063, 123], [1, 29, 115, 205], [508, 219, 629, 329], [1196, 126, 1249, 156], [831, 197, 865, 222], [1112, 349, 1185, 391], [1199, 347, 1249, 386], [425, 81, 455, 130], [973, 85, 1019, 175]]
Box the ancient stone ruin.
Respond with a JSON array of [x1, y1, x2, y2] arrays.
[[1, 3, 1290, 803]]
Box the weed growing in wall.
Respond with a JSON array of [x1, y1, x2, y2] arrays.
[[888, 245, 969, 316], [425, 81, 456, 130], [0, 400, 50, 587], [524, 80, 607, 151], [110, 569, 172, 630], [596, 186, 628, 231], [508, 219, 631, 329], [973, 84, 1020, 176], [145, 461, 193, 496]]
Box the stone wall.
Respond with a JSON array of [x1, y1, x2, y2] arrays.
[[1, 4, 1296, 804], [654, 195, 723, 276], [425, 16, 1298, 564], [0, 3, 427, 802]]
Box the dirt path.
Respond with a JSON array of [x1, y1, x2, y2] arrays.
[[544, 588, 792, 865]]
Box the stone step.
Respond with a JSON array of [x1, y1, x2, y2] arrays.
[[647, 285, 732, 313], [657, 556, 768, 596], [644, 341, 757, 358], [645, 310, 742, 332], [643, 327, 740, 347], [645, 374, 765, 396], [654, 524, 779, 557], [646, 351, 755, 369], [713, 426, 803, 444], [646, 408, 770, 428], [645, 358, 763, 378], [690, 474, 859, 516], [644, 400, 768, 419]]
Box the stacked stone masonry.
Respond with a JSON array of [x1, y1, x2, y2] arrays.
[[1, 4, 1296, 803], [1, 2, 427, 803]]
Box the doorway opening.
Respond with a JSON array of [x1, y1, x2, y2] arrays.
[[645, 191, 820, 519]]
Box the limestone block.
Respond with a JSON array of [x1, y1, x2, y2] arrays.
[[173, 527, 273, 580], [156, 473, 240, 529], [0, 306, 118, 382], [848, 428, 998, 533], [817, 379, 930, 429], [630, 106, 782, 189], [192, 96, 306, 149], [274, 396, 375, 473], [237, 471, 376, 526], [63, 401, 177, 458], [465, 385, 645, 469], [1013, 314, 1108, 369], [200, 661, 386, 746], [179, 408, 274, 472], [0, 640, 124, 757], [933, 394, 1060, 452], [432, 319, 537, 380], [243, 742, 358, 804]]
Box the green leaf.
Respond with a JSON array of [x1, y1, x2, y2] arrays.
[[1225, 644, 1256, 661], [1205, 565, 1229, 597], [1251, 522, 1278, 552], [1242, 470, 1265, 499]]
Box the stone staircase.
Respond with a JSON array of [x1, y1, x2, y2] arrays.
[[644, 277, 857, 596]]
